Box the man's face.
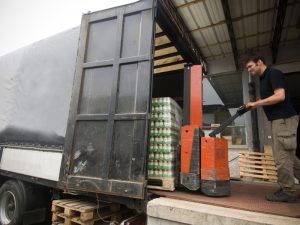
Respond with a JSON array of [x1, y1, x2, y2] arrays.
[[246, 60, 261, 76]]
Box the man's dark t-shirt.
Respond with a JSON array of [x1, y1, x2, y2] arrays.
[[260, 67, 296, 121]]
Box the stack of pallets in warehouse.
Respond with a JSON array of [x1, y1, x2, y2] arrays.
[[147, 97, 182, 191], [51, 199, 126, 225], [239, 146, 278, 183]]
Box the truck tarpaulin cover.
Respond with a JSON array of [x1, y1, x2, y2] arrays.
[[0, 27, 80, 146]]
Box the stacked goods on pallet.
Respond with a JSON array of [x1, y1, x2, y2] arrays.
[[148, 97, 182, 190], [239, 151, 278, 183]]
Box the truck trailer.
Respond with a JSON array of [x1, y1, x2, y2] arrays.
[[0, 0, 205, 223], [0, 1, 299, 225]]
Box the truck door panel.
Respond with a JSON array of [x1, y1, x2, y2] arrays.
[[60, 0, 155, 199]]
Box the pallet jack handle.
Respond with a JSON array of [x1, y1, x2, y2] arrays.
[[208, 105, 251, 137]]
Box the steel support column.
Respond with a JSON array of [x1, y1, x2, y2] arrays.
[[271, 0, 288, 64], [221, 0, 239, 70]]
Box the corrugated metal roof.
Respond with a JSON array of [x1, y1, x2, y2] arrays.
[[150, 0, 300, 107], [172, 0, 300, 63], [171, 0, 300, 107]]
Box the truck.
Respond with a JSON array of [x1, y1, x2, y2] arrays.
[[0, 0, 299, 225], [0, 0, 204, 223]]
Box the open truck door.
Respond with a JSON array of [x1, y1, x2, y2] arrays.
[[59, 0, 155, 200]]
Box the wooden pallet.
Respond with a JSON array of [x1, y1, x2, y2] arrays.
[[239, 151, 278, 182], [147, 178, 175, 191], [51, 199, 121, 225]]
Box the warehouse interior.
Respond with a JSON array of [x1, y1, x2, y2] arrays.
[[152, 0, 300, 153]]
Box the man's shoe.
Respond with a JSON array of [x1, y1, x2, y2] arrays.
[[265, 190, 296, 203], [273, 188, 282, 195]]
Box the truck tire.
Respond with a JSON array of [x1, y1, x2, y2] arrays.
[[0, 180, 26, 225]]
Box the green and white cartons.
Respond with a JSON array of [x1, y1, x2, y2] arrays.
[[148, 97, 182, 179]]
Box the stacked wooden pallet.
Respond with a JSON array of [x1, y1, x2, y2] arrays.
[[51, 199, 121, 225], [147, 177, 175, 191], [239, 151, 278, 183]]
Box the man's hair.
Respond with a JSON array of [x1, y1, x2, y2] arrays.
[[244, 54, 266, 65]]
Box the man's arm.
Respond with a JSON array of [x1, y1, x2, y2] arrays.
[[246, 88, 285, 108]]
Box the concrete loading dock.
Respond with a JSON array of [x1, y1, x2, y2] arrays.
[[148, 197, 300, 225], [149, 181, 300, 223]]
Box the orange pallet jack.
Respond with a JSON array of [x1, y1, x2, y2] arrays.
[[180, 65, 249, 196]]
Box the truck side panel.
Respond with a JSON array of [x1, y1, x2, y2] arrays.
[[0, 28, 80, 146], [0, 147, 62, 181]]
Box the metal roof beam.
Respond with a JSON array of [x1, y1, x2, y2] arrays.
[[157, 0, 207, 72], [190, 7, 276, 33], [221, 0, 239, 70], [154, 60, 185, 69], [155, 31, 165, 38], [176, 0, 204, 9], [200, 24, 297, 51], [155, 42, 174, 51], [271, 0, 288, 64], [204, 36, 300, 61], [189, 2, 298, 33], [154, 52, 181, 60]]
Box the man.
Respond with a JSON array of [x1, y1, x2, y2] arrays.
[[245, 54, 300, 203]]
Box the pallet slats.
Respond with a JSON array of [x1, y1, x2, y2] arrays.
[[239, 172, 278, 181], [239, 158, 276, 166], [239, 163, 276, 170], [153, 23, 186, 74], [52, 199, 105, 222], [241, 168, 277, 175], [51, 199, 122, 225], [147, 178, 175, 191], [239, 151, 278, 183]]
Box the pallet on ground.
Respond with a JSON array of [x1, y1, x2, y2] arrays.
[[51, 199, 122, 225], [239, 151, 278, 183], [147, 178, 175, 191]]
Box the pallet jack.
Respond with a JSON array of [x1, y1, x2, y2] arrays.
[[180, 65, 250, 196]]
